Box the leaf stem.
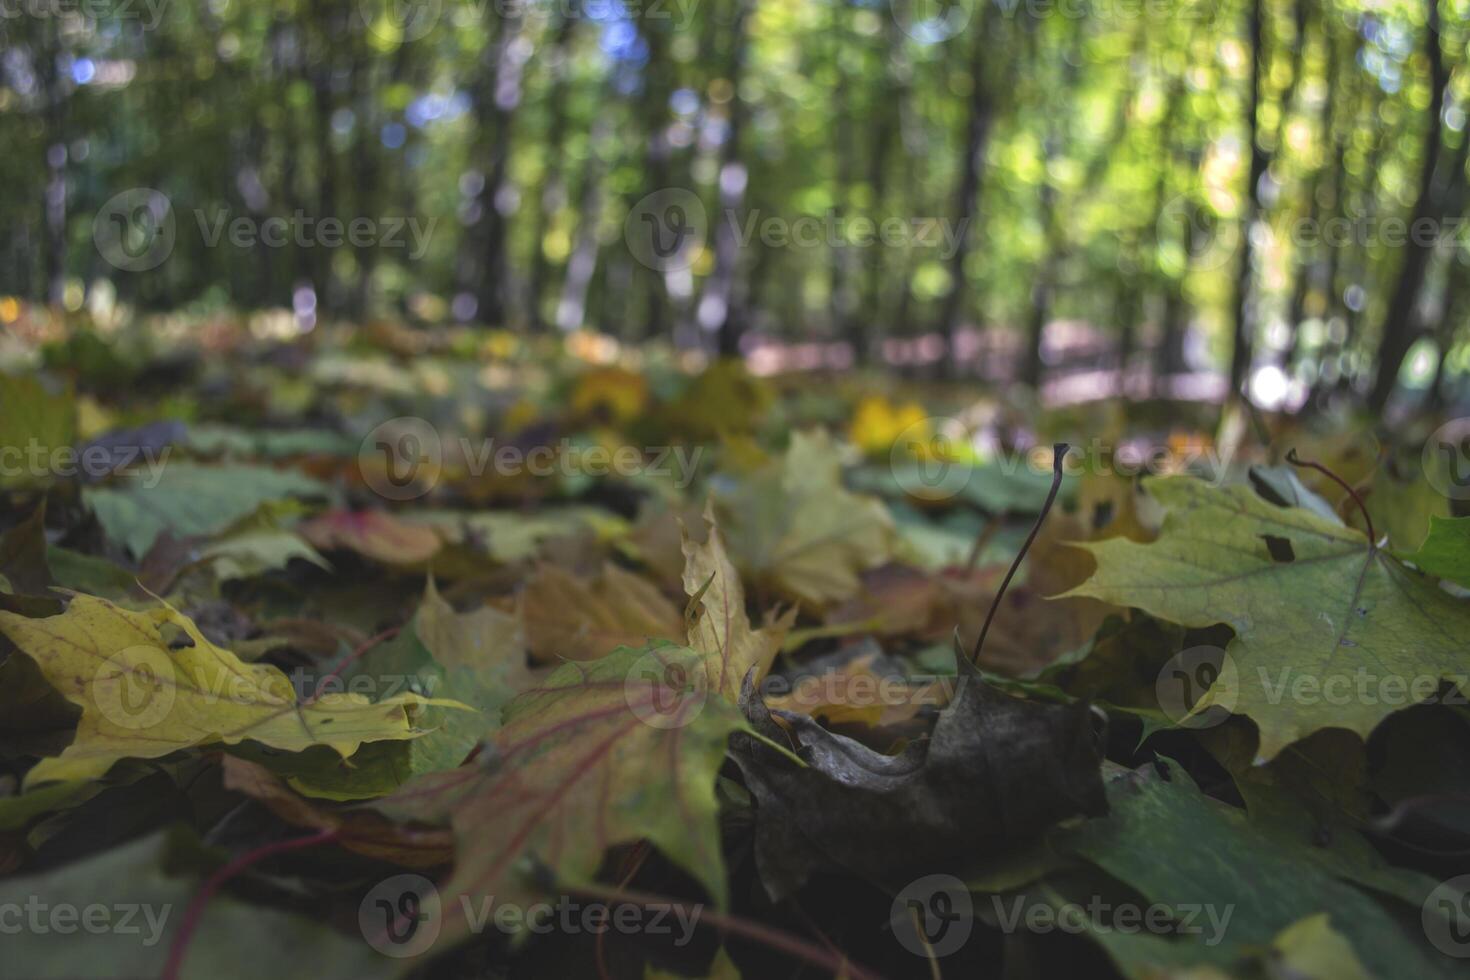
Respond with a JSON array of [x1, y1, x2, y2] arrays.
[[743, 726, 810, 768], [1285, 448, 1376, 544], [161, 827, 341, 980], [970, 443, 1069, 666]]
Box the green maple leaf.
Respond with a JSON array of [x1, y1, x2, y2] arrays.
[[1068, 477, 1470, 760], [371, 643, 750, 944], [1043, 761, 1458, 979], [85, 462, 330, 556], [1398, 515, 1470, 590]]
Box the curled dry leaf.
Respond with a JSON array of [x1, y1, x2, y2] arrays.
[[730, 643, 1108, 900]]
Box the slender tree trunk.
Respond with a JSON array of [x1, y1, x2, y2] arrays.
[[556, 113, 614, 332], [633, 18, 675, 340], [38, 19, 67, 307], [856, 16, 905, 365], [1283, 2, 1333, 371], [937, 15, 995, 378], [469, 10, 526, 327], [527, 5, 579, 329], [1368, 0, 1450, 412], [1229, 0, 1268, 394], [1427, 270, 1469, 410], [701, 0, 756, 357]]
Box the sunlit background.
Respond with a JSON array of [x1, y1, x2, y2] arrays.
[[1, 0, 1466, 412]]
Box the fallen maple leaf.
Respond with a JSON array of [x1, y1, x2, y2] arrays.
[[520, 561, 683, 663], [297, 509, 443, 565], [681, 502, 794, 700], [1397, 515, 1470, 589], [718, 430, 897, 610], [0, 594, 464, 785], [1068, 477, 1470, 760], [370, 643, 751, 943]]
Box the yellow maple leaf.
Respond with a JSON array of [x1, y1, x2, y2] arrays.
[[0, 594, 465, 785]]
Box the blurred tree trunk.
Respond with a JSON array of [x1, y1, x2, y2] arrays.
[[703, 0, 756, 358], [557, 112, 614, 332], [1151, 69, 1191, 389], [307, 0, 342, 313], [1314, 39, 1378, 396], [937, 10, 996, 379], [633, 17, 675, 341], [1228, 0, 1268, 394], [828, 1, 857, 345], [1020, 165, 1058, 389], [468, 9, 526, 327], [38, 18, 67, 307], [856, 16, 905, 366], [1427, 266, 1469, 410], [527, 5, 580, 330], [1281, 0, 1317, 370], [1368, 0, 1451, 412]]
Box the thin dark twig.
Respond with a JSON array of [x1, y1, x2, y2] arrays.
[[964, 516, 999, 573], [1285, 447, 1377, 544], [970, 443, 1069, 666]]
